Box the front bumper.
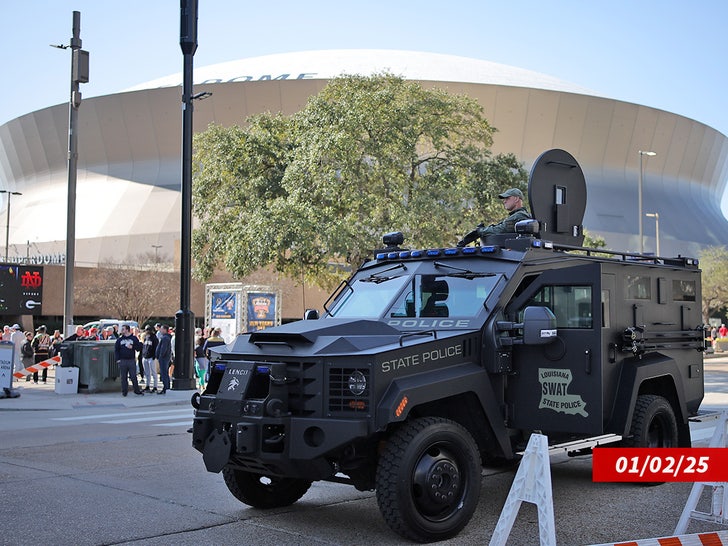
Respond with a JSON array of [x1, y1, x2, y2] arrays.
[[193, 411, 370, 480]]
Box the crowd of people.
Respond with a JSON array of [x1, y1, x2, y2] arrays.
[[7, 322, 228, 396], [4, 323, 61, 384], [112, 323, 226, 397]]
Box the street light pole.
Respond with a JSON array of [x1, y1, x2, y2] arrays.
[[638, 150, 656, 254], [646, 212, 660, 256], [173, 0, 198, 390], [0, 191, 22, 263], [54, 11, 90, 337]]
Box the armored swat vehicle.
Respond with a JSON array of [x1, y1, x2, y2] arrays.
[[191, 149, 704, 542]]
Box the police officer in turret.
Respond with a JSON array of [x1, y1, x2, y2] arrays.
[[457, 188, 531, 246]]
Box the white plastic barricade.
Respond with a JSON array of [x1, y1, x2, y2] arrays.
[[489, 432, 556, 546], [0, 340, 19, 398]]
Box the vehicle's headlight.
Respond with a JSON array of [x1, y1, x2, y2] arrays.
[[348, 370, 367, 396]]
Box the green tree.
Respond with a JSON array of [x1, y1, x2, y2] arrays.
[[582, 230, 607, 249], [699, 245, 728, 323], [192, 73, 527, 288]]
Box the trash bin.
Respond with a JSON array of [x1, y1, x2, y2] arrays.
[[58, 342, 76, 367], [74, 341, 118, 393]]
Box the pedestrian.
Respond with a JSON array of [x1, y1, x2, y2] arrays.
[[155, 324, 172, 394], [202, 327, 226, 360], [31, 325, 51, 383], [50, 329, 64, 357], [720, 324, 728, 339], [194, 336, 208, 389], [10, 324, 24, 381], [141, 325, 159, 392], [114, 324, 144, 397], [168, 327, 176, 378], [21, 331, 34, 381], [2, 325, 11, 341]]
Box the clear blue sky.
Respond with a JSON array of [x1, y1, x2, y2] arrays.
[[3, 1, 727, 208]]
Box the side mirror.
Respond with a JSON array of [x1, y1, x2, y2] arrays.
[[303, 309, 319, 320], [522, 306, 557, 345]]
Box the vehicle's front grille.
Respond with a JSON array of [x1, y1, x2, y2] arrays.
[[283, 360, 318, 416]]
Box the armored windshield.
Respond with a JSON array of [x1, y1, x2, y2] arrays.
[[328, 275, 410, 318], [328, 272, 499, 320], [387, 274, 499, 318]]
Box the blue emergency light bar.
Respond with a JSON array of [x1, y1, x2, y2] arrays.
[[376, 245, 504, 261]]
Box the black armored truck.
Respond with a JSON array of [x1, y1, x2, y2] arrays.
[[191, 149, 704, 542]]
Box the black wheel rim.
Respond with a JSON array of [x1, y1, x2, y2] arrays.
[[411, 443, 467, 521], [647, 412, 673, 447]]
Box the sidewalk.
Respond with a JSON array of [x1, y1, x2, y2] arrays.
[[0, 366, 194, 411]]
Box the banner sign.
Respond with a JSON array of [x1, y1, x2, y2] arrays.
[[205, 284, 281, 343], [245, 292, 277, 332], [211, 291, 236, 319]]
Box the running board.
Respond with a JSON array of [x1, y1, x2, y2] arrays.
[[516, 434, 623, 456]]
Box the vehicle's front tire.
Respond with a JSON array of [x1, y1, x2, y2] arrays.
[[222, 467, 312, 509], [376, 417, 481, 543]]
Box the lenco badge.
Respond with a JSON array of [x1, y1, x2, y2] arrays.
[[217, 362, 255, 400]]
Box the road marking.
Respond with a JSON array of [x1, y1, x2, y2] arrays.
[[101, 412, 193, 424], [52, 409, 190, 421]]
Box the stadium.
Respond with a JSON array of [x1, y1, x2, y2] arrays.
[[0, 49, 726, 321]]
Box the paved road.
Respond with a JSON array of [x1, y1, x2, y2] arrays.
[[1, 357, 728, 545]]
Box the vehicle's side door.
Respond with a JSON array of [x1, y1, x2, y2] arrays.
[[504, 263, 604, 435]]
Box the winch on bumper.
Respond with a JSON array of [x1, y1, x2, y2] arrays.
[[192, 359, 371, 480]]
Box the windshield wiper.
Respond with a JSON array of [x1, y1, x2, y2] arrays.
[[433, 261, 496, 279], [360, 262, 407, 283]]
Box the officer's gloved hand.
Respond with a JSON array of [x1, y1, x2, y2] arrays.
[[457, 223, 484, 247]]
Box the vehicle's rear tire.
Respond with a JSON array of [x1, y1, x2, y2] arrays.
[[622, 394, 679, 486], [222, 467, 312, 509], [623, 394, 679, 448], [376, 417, 481, 543]]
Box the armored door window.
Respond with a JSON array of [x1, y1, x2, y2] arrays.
[[672, 279, 696, 302], [522, 285, 593, 329], [626, 275, 651, 300]]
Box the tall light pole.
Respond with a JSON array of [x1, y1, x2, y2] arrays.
[[646, 212, 660, 256], [638, 150, 656, 254], [53, 11, 89, 337], [0, 191, 22, 262], [173, 0, 198, 390]]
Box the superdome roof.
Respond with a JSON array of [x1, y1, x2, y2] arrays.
[[123, 49, 597, 96]]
